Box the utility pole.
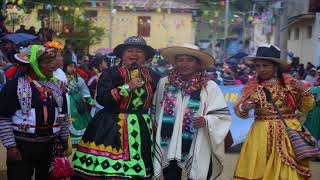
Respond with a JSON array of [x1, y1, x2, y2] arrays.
[[279, 0, 288, 59], [109, 0, 114, 48], [224, 0, 229, 63], [274, 0, 288, 58]]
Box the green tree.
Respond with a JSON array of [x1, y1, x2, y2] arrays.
[[16, 0, 105, 56]]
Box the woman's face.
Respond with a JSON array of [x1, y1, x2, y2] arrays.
[[175, 55, 201, 77], [66, 63, 77, 75], [39, 58, 55, 78], [254, 59, 277, 80], [122, 46, 146, 69], [99, 60, 108, 71]]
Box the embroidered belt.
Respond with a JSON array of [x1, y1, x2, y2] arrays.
[[14, 124, 60, 131], [255, 114, 297, 121]]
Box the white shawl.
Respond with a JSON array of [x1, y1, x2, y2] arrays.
[[153, 77, 232, 180]]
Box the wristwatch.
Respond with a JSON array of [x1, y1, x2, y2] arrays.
[[123, 84, 131, 92]]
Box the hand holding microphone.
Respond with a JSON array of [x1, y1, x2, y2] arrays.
[[127, 62, 144, 90]]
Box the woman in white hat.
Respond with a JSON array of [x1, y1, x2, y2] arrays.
[[153, 44, 232, 180], [233, 45, 315, 179]]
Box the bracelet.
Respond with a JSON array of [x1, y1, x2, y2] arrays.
[[239, 103, 246, 113], [302, 87, 311, 95]]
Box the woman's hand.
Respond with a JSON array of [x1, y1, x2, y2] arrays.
[[240, 99, 258, 112], [294, 80, 309, 92], [128, 78, 144, 90], [192, 116, 206, 128], [7, 147, 22, 162]]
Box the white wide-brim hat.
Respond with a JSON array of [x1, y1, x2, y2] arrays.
[[161, 44, 215, 69]]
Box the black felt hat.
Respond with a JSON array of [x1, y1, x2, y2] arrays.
[[113, 36, 155, 59], [245, 44, 288, 66]]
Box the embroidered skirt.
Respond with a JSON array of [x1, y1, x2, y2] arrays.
[[72, 110, 153, 179]]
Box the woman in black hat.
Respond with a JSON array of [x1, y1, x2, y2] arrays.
[[233, 45, 315, 179], [72, 36, 159, 179]]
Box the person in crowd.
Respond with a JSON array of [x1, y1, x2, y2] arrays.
[[15, 25, 28, 33], [88, 55, 109, 116], [78, 55, 97, 83], [0, 42, 9, 64], [0, 15, 9, 36], [304, 85, 320, 143], [63, 60, 94, 145], [153, 44, 232, 180], [306, 62, 315, 72], [37, 28, 46, 43], [28, 26, 36, 35], [305, 68, 318, 86], [44, 41, 68, 83], [297, 64, 306, 79], [0, 69, 5, 90], [77, 55, 88, 66], [233, 45, 315, 179], [0, 44, 69, 180], [238, 65, 253, 84], [222, 68, 236, 85], [153, 59, 170, 78], [87, 55, 109, 96], [62, 40, 77, 64], [72, 36, 159, 179]]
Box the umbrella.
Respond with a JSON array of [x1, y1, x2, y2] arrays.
[[0, 33, 38, 44], [227, 52, 248, 60]]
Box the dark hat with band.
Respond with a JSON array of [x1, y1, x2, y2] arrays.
[[113, 36, 155, 59], [245, 44, 288, 66]]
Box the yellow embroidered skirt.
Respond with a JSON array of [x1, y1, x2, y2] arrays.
[[234, 118, 310, 180]]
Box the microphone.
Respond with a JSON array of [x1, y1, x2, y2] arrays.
[[130, 62, 140, 78]]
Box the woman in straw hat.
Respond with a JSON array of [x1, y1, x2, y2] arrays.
[[233, 45, 315, 179], [72, 36, 159, 179], [0, 42, 70, 180], [153, 44, 232, 180]]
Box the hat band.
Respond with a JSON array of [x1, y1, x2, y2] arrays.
[[256, 46, 280, 59]]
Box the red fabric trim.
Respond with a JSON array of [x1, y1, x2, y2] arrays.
[[122, 114, 130, 160], [118, 67, 130, 110], [111, 88, 121, 101], [141, 67, 153, 109]]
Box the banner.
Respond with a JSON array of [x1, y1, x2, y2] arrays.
[[220, 85, 254, 146]]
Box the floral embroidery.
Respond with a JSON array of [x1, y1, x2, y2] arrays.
[[167, 69, 208, 95], [17, 77, 32, 120], [160, 83, 201, 161], [267, 122, 273, 160]]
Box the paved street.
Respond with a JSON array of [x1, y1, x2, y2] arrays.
[[0, 144, 319, 180]]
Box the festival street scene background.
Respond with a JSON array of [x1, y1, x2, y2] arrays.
[[0, 0, 320, 179]]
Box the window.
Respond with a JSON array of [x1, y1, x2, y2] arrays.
[[294, 28, 299, 40], [307, 26, 313, 39], [138, 16, 151, 37], [48, 20, 62, 32], [37, 9, 50, 21], [288, 29, 291, 40]]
